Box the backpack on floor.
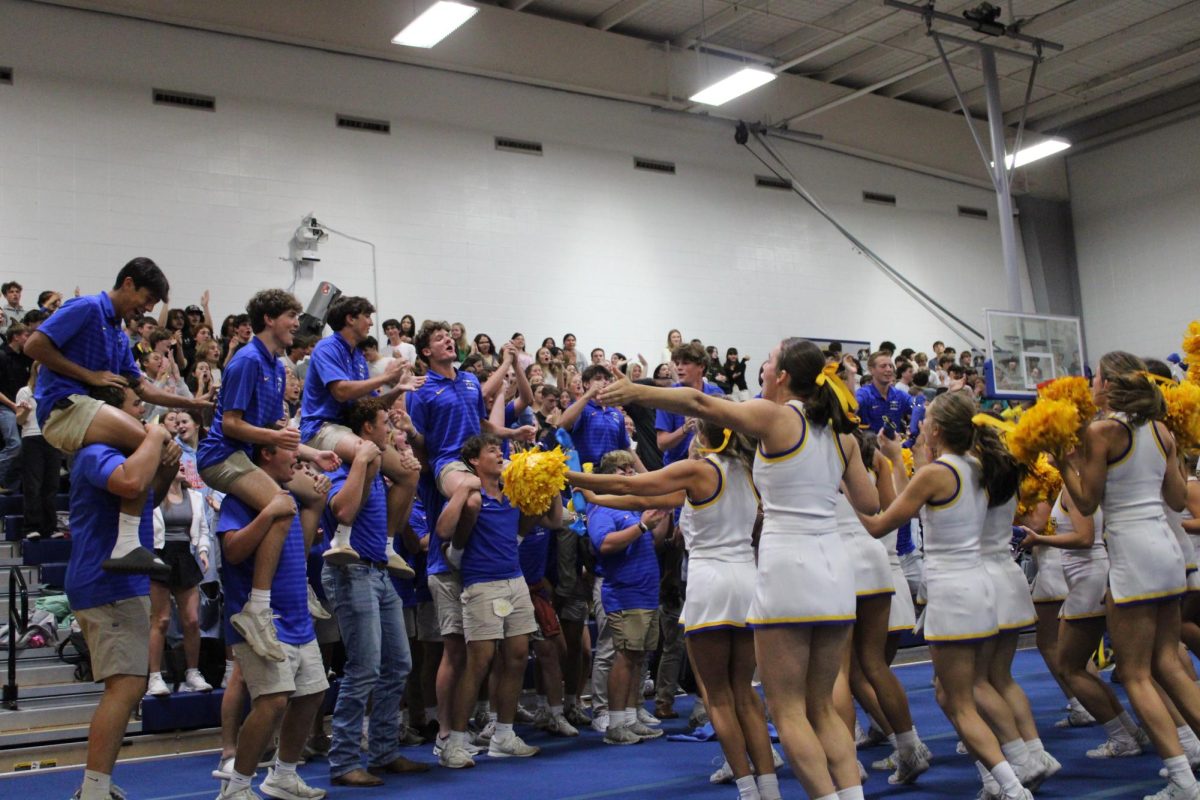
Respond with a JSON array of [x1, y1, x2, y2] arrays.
[[56, 619, 92, 682]]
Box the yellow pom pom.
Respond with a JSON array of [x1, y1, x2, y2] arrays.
[[1163, 379, 1200, 455], [1009, 399, 1080, 465], [1183, 321, 1200, 361], [900, 448, 914, 478], [1018, 453, 1063, 510], [1037, 376, 1097, 429], [501, 447, 569, 516]]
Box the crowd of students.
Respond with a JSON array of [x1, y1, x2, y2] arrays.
[[17, 257, 1200, 800]]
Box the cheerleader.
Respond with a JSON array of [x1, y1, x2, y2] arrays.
[[862, 391, 1032, 800], [567, 421, 777, 800], [1057, 351, 1198, 800], [601, 338, 879, 800]]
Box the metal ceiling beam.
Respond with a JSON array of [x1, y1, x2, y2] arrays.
[[936, 0, 1197, 112], [763, 0, 886, 62], [588, 0, 656, 31], [671, 0, 770, 50], [773, 14, 898, 73], [1032, 59, 1200, 131]]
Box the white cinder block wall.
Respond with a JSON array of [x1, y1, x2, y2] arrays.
[[1068, 114, 1200, 361], [0, 1, 1031, 376]]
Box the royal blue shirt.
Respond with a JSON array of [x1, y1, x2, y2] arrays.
[[655, 381, 726, 466], [198, 337, 286, 470], [572, 399, 630, 467], [460, 489, 523, 588], [587, 504, 659, 613], [417, 473, 450, 577], [300, 333, 371, 443], [218, 494, 314, 647], [519, 525, 554, 584], [321, 466, 388, 563], [854, 383, 914, 434], [65, 445, 153, 610], [34, 293, 141, 427], [407, 369, 486, 477], [404, 499, 433, 604]]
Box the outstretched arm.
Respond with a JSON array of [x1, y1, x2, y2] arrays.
[[567, 458, 709, 501]]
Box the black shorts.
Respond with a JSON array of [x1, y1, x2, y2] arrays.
[[152, 541, 203, 591]]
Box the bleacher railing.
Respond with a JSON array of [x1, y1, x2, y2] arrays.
[[3, 564, 29, 710]]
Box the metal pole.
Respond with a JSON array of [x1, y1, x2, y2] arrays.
[[980, 48, 1023, 312]]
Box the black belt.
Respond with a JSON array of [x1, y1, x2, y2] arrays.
[[352, 558, 388, 570]]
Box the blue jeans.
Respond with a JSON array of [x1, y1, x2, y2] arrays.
[[0, 408, 21, 489], [322, 562, 411, 778]]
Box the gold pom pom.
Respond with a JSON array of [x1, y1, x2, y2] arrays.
[[1183, 321, 1200, 361], [901, 448, 914, 478], [1163, 379, 1200, 455], [1018, 453, 1063, 513], [1038, 376, 1097, 428], [1009, 399, 1080, 465], [501, 447, 568, 516]]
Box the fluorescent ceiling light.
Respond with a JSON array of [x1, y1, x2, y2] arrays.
[[689, 68, 776, 107], [392, 1, 477, 48], [995, 138, 1071, 169]]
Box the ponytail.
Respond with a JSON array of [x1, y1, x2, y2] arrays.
[[973, 421, 1021, 507], [1099, 351, 1164, 426]]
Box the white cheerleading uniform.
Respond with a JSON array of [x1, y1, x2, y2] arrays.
[[747, 401, 855, 628], [881, 527, 916, 633], [1186, 476, 1200, 566], [676, 453, 760, 636], [1102, 418, 1186, 606], [1050, 493, 1109, 620], [920, 453, 998, 642], [1031, 541, 1068, 604], [835, 487, 895, 598], [1165, 502, 1200, 592], [981, 496, 1037, 630]]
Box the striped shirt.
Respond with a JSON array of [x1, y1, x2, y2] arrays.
[[198, 337, 286, 470], [572, 399, 630, 467]]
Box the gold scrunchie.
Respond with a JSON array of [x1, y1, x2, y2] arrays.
[[971, 413, 1015, 435], [697, 427, 733, 455], [814, 362, 860, 424]]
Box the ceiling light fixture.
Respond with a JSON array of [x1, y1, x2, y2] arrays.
[[392, 1, 477, 49], [689, 67, 776, 107], [994, 137, 1071, 169]]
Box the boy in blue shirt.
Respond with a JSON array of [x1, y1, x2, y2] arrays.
[[69, 385, 180, 800], [557, 364, 633, 468], [27, 257, 211, 576], [655, 343, 725, 466]]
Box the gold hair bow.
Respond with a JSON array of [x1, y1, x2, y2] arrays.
[[697, 428, 733, 455], [1142, 371, 1177, 389], [815, 362, 860, 424], [972, 413, 1014, 435]]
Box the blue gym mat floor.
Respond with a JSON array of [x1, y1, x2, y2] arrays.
[[1, 648, 1175, 799]]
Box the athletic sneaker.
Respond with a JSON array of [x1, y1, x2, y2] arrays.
[[471, 708, 491, 732], [1019, 756, 1049, 791], [975, 774, 1002, 800], [212, 756, 235, 781], [636, 706, 662, 727], [432, 735, 481, 757], [216, 789, 261, 800], [1037, 751, 1062, 782], [180, 668, 213, 693], [956, 739, 968, 755], [604, 724, 642, 745], [1055, 707, 1098, 727], [488, 733, 540, 758], [514, 705, 537, 725], [564, 704, 590, 728], [1144, 782, 1200, 800], [71, 786, 130, 800], [772, 747, 785, 768], [591, 711, 610, 732], [543, 712, 579, 737], [438, 743, 475, 769], [102, 546, 170, 577], [399, 725, 425, 747], [856, 721, 888, 748], [474, 720, 495, 746], [629, 719, 664, 740], [888, 749, 931, 785], [260, 767, 327, 800], [145, 672, 170, 697], [230, 607, 286, 662], [710, 758, 734, 784], [305, 586, 330, 620]]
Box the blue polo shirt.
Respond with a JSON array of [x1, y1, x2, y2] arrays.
[[407, 369, 486, 478], [460, 489, 523, 588], [855, 383, 914, 434], [198, 337, 286, 470], [572, 400, 630, 467], [65, 445, 153, 610], [655, 381, 726, 466], [321, 466, 388, 563], [587, 504, 659, 613], [218, 494, 314, 647], [417, 473, 450, 577], [300, 333, 371, 443], [519, 525, 554, 584], [34, 293, 141, 427], [405, 499, 433, 604]]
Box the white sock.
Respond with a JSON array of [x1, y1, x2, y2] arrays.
[[836, 788, 865, 800], [79, 770, 111, 800], [227, 771, 253, 794], [493, 721, 514, 741], [1025, 737, 1045, 760], [887, 732, 898, 749], [610, 709, 628, 728], [384, 537, 400, 557], [550, 704, 563, 716], [1166, 754, 1198, 787], [756, 773, 782, 800], [1000, 739, 1031, 772], [331, 524, 353, 550], [735, 774, 760, 800], [1180, 725, 1200, 754], [990, 760, 1022, 793], [245, 588, 271, 613], [112, 512, 142, 558], [448, 730, 467, 748], [1119, 710, 1140, 735], [273, 759, 297, 777]]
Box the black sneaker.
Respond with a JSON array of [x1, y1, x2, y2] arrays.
[[102, 547, 170, 577]]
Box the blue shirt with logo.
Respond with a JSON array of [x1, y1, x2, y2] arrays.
[[587, 504, 659, 613], [66, 445, 153, 610], [407, 369, 486, 477], [34, 293, 141, 427], [572, 399, 630, 467], [198, 337, 286, 470], [854, 383, 914, 434], [322, 466, 388, 563], [218, 494, 314, 647], [300, 333, 371, 443], [460, 490, 523, 588], [655, 381, 726, 466]]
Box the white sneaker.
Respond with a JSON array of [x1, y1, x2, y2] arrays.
[[1019, 756, 1048, 791], [591, 711, 609, 732], [888, 749, 930, 785], [180, 669, 213, 693], [1038, 750, 1062, 782], [604, 724, 642, 745], [871, 751, 897, 771], [956, 739, 968, 755], [1088, 736, 1142, 758], [474, 720, 495, 746], [1137, 727, 1154, 749], [432, 735, 480, 757], [488, 732, 540, 758], [217, 788, 261, 800], [772, 747, 785, 769], [1144, 782, 1200, 800], [514, 705, 537, 725], [628, 719, 664, 740], [305, 586, 330, 620], [710, 758, 734, 784], [145, 672, 170, 697], [1055, 707, 1097, 727], [856, 721, 888, 748], [438, 743, 475, 769], [212, 756, 235, 781], [636, 706, 661, 727], [976, 776, 1002, 800], [544, 712, 579, 737], [230, 606, 286, 662], [259, 767, 327, 800]]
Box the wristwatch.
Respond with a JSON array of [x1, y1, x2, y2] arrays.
[[638, 521, 650, 533]]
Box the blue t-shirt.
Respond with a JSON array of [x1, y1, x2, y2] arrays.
[[572, 399, 630, 467], [417, 472, 449, 577], [407, 369, 486, 478], [197, 337, 286, 470], [66, 445, 153, 610], [217, 494, 314, 647], [519, 525, 554, 584], [394, 498, 432, 605], [855, 383, 914, 434], [460, 490, 523, 588], [321, 466, 388, 563], [655, 381, 726, 466], [34, 293, 141, 427], [300, 333, 371, 443], [587, 504, 659, 613]]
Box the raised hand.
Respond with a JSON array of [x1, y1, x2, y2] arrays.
[[598, 368, 637, 407], [312, 450, 341, 472], [355, 438, 382, 463], [273, 427, 301, 451], [87, 370, 128, 389]]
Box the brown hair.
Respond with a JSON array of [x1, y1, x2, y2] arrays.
[[927, 391, 1020, 506], [777, 338, 857, 434], [597, 449, 637, 474], [1099, 351, 1164, 426], [670, 342, 708, 368]]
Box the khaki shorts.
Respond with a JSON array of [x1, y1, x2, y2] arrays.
[[462, 577, 538, 643], [199, 450, 259, 495], [607, 608, 660, 653], [43, 394, 106, 454], [76, 596, 151, 681], [305, 422, 354, 453], [233, 639, 329, 701], [435, 460, 472, 497], [414, 600, 441, 642], [429, 572, 464, 637]]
